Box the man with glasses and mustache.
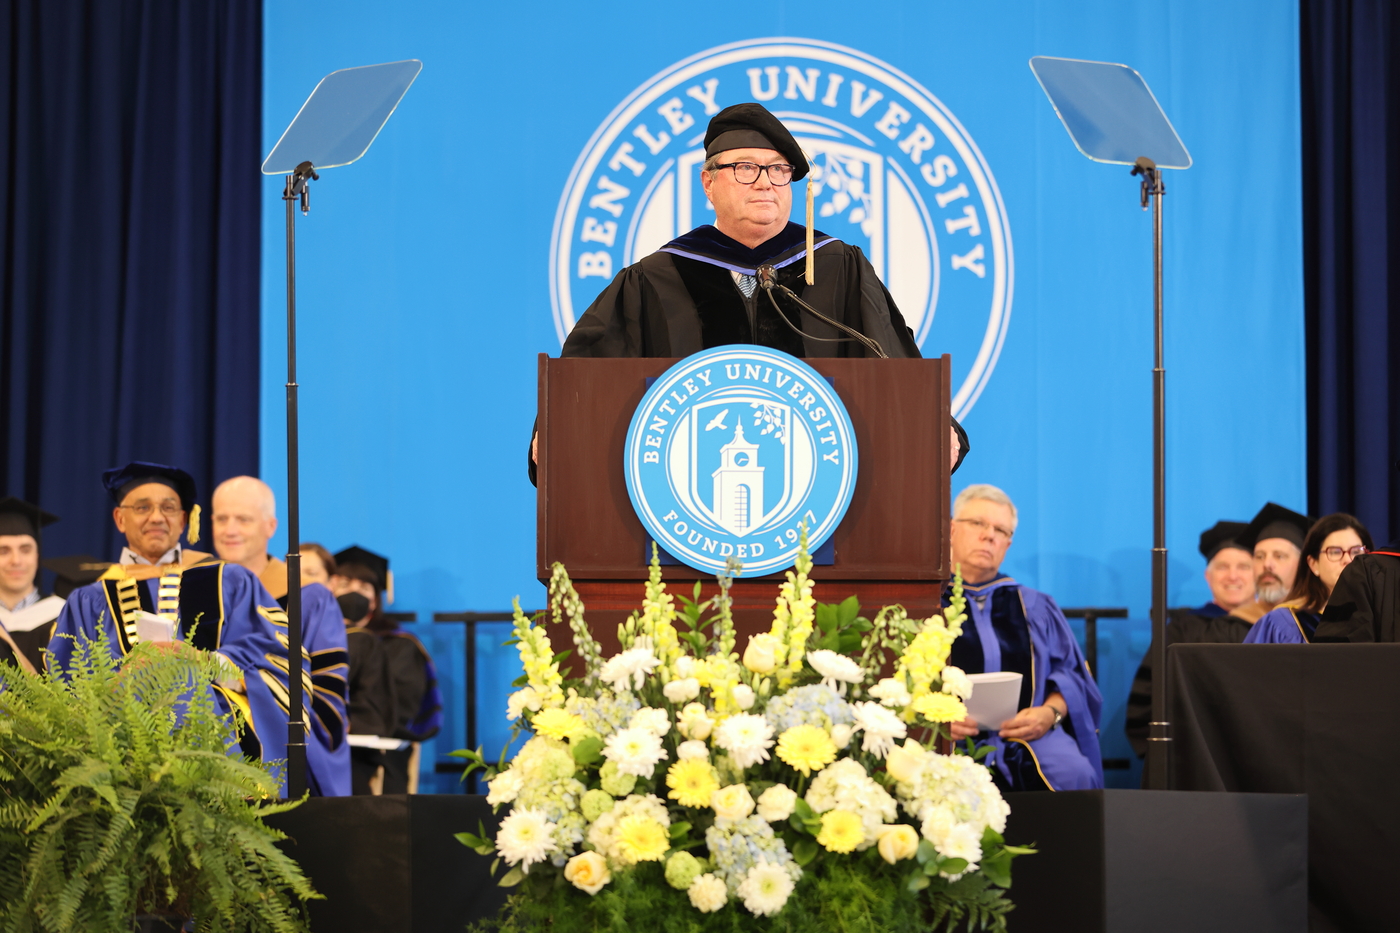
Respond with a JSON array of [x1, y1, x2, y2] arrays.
[[532, 101, 968, 480], [942, 484, 1103, 791], [48, 462, 309, 793]]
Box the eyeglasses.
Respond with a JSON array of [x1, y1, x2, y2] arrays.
[[954, 517, 1014, 542], [119, 503, 183, 518], [1321, 545, 1367, 561], [712, 161, 796, 186]]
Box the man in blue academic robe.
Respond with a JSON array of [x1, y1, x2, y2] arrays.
[[48, 462, 308, 793], [211, 476, 350, 796], [945, 484, 1103, 791]]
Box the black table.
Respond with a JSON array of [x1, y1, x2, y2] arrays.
[[1168, 644, 1400, 933]]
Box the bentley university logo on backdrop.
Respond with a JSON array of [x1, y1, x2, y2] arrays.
[[551, 37, 1013, 419], [625, 347, 857, 576]]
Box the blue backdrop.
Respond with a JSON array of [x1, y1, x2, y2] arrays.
[[260, 1, 1303, 785]]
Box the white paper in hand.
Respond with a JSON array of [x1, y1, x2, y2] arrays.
[[134, 611, 176, 644], [964, 672, 1023, 731]]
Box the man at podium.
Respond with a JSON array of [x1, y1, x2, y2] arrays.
[[535, 102, 967, 478]]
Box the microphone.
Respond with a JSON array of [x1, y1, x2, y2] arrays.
[[755, 264, 888, 359]]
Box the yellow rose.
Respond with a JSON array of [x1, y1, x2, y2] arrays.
[[743, 633, 780, 674], [885, 739, 926, 785], [564, 851, 611, 894], [876, 824, 920, 864], [711, 783, 756, 821]]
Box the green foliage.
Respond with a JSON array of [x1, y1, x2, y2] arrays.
[[0, 633, 318, 932], [474, 851, 1016, 933]]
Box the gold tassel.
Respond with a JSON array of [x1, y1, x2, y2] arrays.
[[187, 504, 201, 544], [805, 174, 815, 285], [386, 570, 395, 606]]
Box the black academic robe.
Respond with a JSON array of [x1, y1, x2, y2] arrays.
[[534, 223, 969, 481], [1313, 544, 1400, 642], [345, 625, 392, 736], [1124, 612, 1255, 758]]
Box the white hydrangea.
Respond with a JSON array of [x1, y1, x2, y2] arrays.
[[688, 872, 728, 912], [940, 665, 972, 701], [807, 649, 862, 689], [496, 808, 558, 869], [599, 641, 660, 692], [868, 677, 912, 708], [737, 862, 794, 916], [888, 742, 1009, 873], [602, 726, 667, 778], [805, 758, 897, 850], [485, 769, 524, 806], [850, 701, 908, 759], [630, 706, 671, 736], [713, 713, 774, 769]]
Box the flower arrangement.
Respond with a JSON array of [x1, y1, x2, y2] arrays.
[[456, 536, 1031, 933]]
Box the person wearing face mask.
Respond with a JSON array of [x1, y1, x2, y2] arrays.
[[336, 588, 395, 795], [1245, 514, 1373, 643]]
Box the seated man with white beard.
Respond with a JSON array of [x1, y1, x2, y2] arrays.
[[944, 484, 1103, 791], [211, 476, 351, 796]]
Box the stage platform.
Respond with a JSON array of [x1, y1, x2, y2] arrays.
[[269, 790, 1306, 933]]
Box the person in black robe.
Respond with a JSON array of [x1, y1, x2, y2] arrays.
[[1123, 508, 1309, 757], [336, 590, 395, 795], [531, 102, 968, 482], [1313, 539, 1400, 642], [0, 497, 62, 673]]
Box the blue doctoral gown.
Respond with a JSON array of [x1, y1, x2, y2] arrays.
[[1244, 606, 1319, 644], [48, 561, 306, 793], [272, 582, 351, 796], [946, 575, 1104, 791]]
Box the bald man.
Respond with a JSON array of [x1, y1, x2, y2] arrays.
[[212, 476, 351, 796]]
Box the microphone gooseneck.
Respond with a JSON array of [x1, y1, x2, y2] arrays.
[[755, 264, 888, 359]]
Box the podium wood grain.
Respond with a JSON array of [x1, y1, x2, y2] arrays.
[[537, 354, 952, 652]]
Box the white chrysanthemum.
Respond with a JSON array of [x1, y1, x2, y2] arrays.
[[807, 649, 862, 688], [851, 701, 908, 759], [630, 706, 671, 736], [713, 713, 774, 769], [731, 683, 756, 710], [688, 873, 727, 912], [599, 642, 661, 692], [677, 739, 709, 760], [495, 808, 558, 869], [486, 769, 524, 806], [869, 677, 912, 708], [938, 821, 983, 866], [603, 726, 667, 777], [737, 862, 794, 916], [663, 677, 701, 704], [756, 783, 798, 822], [506, 686, 543, 721], [939, 665, 972, 700]]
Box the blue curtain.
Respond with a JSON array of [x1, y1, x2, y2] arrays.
[[1302, 0, 1400, 546], [0, 0, 262, 564]]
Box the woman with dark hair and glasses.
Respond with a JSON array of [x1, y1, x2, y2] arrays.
[[1245, 513, 1373, 643]]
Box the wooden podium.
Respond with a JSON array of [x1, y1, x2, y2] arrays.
[[536, 354, 953, 652]]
